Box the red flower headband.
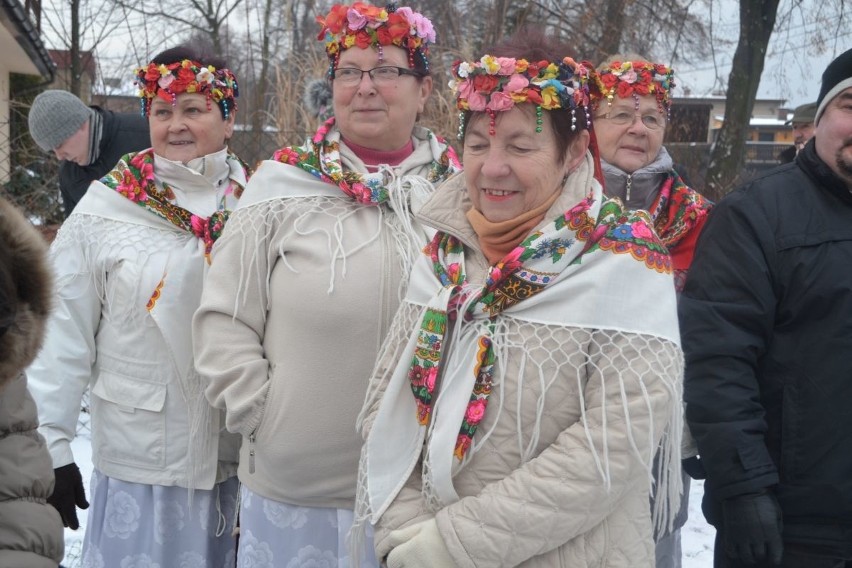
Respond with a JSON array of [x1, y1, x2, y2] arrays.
[[316, 2, 435, 70], [135, 59, 239, 118], [451, 55, 593, 137], [592, 60, 675, 112]]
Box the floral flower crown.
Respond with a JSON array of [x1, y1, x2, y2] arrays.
[[450, 55, 594, 137], [316, 2, 435, 71], [135, 59, 239, 118], [592, 60, 675, 112]]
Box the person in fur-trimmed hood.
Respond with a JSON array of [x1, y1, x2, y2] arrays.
[[0, 196, 64, 566]]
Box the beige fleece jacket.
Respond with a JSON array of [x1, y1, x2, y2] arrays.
[[194, 133, 450, 508]]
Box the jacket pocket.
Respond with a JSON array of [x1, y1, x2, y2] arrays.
[[91, 367, 167, 469], [104, 257, 166, 323]]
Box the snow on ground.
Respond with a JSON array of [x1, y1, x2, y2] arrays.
[[63, 407, 716, 567]]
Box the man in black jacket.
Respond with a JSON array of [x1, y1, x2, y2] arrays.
[[680, 47, 852, 567], [27, 90, 150, 218]]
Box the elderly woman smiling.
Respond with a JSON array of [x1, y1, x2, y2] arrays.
[[354, 30, 684, 568], [27, 45, 248, 566], [193, 2, 458, 566]]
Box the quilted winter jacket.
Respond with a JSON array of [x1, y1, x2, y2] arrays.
[[363, 173, 682, 567], [0, 197, 64, 566]]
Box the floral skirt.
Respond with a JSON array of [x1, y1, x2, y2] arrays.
[[237, 485, 379, 568], [81, 469, 239, 568]]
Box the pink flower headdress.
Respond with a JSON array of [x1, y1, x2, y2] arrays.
[[316, 2, 436, 71], [135, 59, 239, 118], [450, 55, 594, 137], [591, 59, 675, 113]]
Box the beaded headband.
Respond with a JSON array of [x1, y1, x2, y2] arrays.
[[591, 60, 674, 113], [316, 2, 435, 73], [450, 55, 593, 137], [135, 59, 239, 118]]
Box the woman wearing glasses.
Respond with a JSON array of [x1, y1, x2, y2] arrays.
[[192, 2, 458, 565], [591, 55, 712, 293], [591, 55, 713, 568]]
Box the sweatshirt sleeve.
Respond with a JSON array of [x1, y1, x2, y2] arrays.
[[27, 215, 102, 468], [679, 189, 780, 500], [193, 200, 286, 438], [434, 331, 681, 568]]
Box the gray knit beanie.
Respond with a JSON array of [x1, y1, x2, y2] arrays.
[[28, 90, 94, 152]]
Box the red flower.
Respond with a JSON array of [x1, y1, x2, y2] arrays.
[[634, 82, 651, 96], [376, 26, 394, 46], [472, 74, 498, 93], [526, 89, 543, 105], [600, 73, 618, 89], [318, 4, 348, 35], [144, 65, 161, 82], [408, 365, 430, 388], [616, 81, 634, 99], [385, 16, 410, 42], [354, 30, 372, 49], [355, 2, 383, 20], [178, 66, 195, 82]]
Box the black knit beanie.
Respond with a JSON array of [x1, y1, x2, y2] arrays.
[[815, 47, 852, 125]]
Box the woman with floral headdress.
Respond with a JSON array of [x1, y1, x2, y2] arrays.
[[590, 54, 713, 568], [27, 44, 248, 566], [591, 55, 712, 294], [192, 2, 458, 565], [353, 30, 684, 567]]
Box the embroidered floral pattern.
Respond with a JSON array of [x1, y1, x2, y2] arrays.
[[100, 149, 249, 258], [408, 193, 671, 461], [272, 118, 460, 205], [650, 171, 713, 252], [146, 278, 165, 312], [450, 55, 593, 113], [577, 199, 672, 272]]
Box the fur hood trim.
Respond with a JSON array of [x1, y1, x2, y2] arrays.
[[0, 197, 52, 387]]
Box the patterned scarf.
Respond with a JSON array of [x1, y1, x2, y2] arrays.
[[272, 117, 460, 204], [100, 149, 249, 256], [409, 195, 671, 460], [649, 171, 712, 252]]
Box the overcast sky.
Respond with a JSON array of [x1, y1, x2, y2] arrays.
[[44, 0, 851, 109], [671, 0, 851, 107]]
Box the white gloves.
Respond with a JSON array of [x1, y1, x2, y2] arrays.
[[385, 518, 455, 568]]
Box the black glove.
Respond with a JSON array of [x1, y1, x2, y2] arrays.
[[48, 463, 89, 530], [721, 490, 783, 565], [682, 456, 706, 480]]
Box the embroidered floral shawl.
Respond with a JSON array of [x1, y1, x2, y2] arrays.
[[409, 193, 672, 462], [649, 171, 712, 253], [272, 117, 460, 204], [363, 155, 682, 522], [100, 149, 250, 256]]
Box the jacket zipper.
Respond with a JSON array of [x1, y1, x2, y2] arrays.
[[626, 174, 633, 202], [248, 431, 256, 474]]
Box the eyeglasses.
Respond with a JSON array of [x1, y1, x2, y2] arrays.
[[332, 66, 421, 86], [597, 111, 666, 131]]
